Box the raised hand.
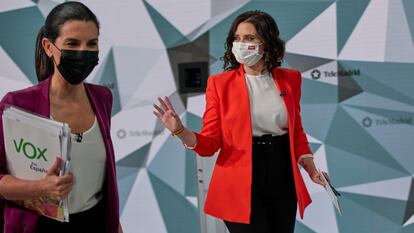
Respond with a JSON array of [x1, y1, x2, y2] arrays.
[[153, 96, 183, 133]]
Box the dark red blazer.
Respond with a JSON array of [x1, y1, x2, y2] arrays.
[[0, 78, 119, 233], [193, 65, 313, 224]]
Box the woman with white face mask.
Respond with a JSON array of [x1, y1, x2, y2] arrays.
[[154, 10, 328, 233]]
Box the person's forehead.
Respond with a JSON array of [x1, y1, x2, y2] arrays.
[[58, 20, 98, 39], [235, 22, 257, 35]]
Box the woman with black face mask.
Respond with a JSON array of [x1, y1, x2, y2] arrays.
[[0, 2, 122, 233]]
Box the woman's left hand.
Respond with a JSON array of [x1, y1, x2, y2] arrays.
[[310, 170, 328, 186], [300, 157, 328, 186]]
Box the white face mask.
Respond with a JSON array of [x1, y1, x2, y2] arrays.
[[231, 42, 263, 66]]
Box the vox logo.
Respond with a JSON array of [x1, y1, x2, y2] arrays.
[[13, 138, 47, 161]]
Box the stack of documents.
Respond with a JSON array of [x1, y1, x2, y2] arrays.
[[2, 105, 71, 222]]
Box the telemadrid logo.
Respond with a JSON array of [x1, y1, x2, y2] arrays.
[[117, 129, 127, 139], [362, 116, 412, 127], [311, 68, 361, 79], [116, 129, 165, 139], [311, 69, 321, 79], [362, 117, 373, 127]]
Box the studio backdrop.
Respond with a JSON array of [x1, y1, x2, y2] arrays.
[[0, 0, 414, 233]]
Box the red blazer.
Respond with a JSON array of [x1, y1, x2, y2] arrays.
[[193, 65, 312, 224]]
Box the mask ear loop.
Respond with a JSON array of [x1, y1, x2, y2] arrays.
[[48, 40, 62, 67], [256, 42, 263, 54], [250, 42, 266, 73], [49, 40, 62, 52]]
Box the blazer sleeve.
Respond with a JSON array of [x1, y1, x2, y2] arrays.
[[293, 70, 313, 160], [193, 76, 222, 157], [0, 93, 14, 185]]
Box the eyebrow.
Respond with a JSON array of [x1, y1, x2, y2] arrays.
[[64, 38, 99, 42], [234, 34, 257, 37]]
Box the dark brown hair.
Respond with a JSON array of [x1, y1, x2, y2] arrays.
[[35, 2, 100, 82], [222, 10, 285, 73]]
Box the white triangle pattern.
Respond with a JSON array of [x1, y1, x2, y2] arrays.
[[339, 0, 389, 61], [287, 3, 337, 59]]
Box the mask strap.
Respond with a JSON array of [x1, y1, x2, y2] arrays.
[[256, 42, 264, 54], [48, 40, 62, 66], [49, 40, 61, 51]]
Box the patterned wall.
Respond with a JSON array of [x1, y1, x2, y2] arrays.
[[0, 1, 413, 233]]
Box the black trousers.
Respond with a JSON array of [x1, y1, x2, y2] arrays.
[[225, 134, 297, 233], [36, 200, 105, 233]]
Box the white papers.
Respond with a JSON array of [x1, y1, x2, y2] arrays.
[[2, 105, 71, 222], [320, 171, 342, 215]]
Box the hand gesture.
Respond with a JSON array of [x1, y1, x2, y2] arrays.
[[153, 96, 183, 132]]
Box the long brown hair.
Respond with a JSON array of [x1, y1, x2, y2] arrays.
[[222, 11, 285, 73]]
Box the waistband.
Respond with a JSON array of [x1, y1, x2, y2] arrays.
[[252, 133, 288, 145]]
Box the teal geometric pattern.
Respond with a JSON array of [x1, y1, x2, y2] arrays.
[[1, 1, 413, 233], [0, 5, 44, 83]]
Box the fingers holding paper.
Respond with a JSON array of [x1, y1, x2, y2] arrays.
[[41, 158, 74, 201], [300, 157, 329, 186], [311, 171, 327, 186]]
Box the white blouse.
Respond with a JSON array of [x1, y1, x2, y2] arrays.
[[245, 72, 288, 136], [244, 72, 313, 163], [68, 117, 106, 214]]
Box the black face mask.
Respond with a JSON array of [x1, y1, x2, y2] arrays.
[[51, 43, 99, 85]]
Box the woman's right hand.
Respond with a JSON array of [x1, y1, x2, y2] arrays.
[[40, 158, 74, 201], [153, 96, 183, 133]]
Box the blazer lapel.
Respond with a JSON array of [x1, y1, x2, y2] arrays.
[[235, 65, 253, 138], [84, 84, 108, 137], [36, 78, 51, 117], [272, 68, 295, 128]]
